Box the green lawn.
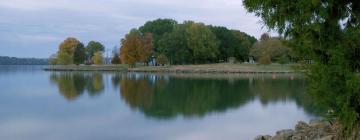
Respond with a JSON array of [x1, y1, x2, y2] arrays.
[[129, 63, 299, 73], [45, 63, 300, 73]]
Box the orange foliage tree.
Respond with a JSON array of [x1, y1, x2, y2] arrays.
[[59, 37, 81, 55], [120, 29, 153, 67]]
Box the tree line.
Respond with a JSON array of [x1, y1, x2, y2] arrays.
[[119, 19, 259, 66], [250, 33, 297, 65], [0, 56, 48, 65], [51, 19, 296, 66], [50, 38, 105, 65]]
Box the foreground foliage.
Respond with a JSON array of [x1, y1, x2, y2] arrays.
[[243, 0, 360, 135]]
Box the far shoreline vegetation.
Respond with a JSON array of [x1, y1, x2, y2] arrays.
[[0, 56, 48, 65], [46, 18, 301, 73]]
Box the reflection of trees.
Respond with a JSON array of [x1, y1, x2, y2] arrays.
[[120, 74, 155, 109], [116, 74, 327, 119], [87, 73, 104, 96], [115, 74, 246, 119], [50, 72, 104, 101], [249, 78, 305, 105], [249, 77, 327, 116]]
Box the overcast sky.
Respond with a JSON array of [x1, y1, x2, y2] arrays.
[[0, 0, 272, 58]]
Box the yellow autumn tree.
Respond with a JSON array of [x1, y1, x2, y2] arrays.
[[56, 37, 82, 65], [92, 51, 103, 65], [59, 37, 81, 55]]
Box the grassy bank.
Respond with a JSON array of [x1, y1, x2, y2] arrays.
[[129, 63, 297, 73], [45, 63, 298, 73]]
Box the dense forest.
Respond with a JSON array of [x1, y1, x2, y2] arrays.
[[120, 19, 258, 66], [0, 56, 48, 65]]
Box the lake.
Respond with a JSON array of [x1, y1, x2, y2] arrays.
[[0, 65, 323, 140]]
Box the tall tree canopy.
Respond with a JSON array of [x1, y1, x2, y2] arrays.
[[73, 43, 86, 65], [120, 29, 153, 67], [57, 37, 82, 65], [187, 22, 220, 63], [158, 23, 192, 64], [244, 0, 360, 134], [59, 37, 81, 55], [86, 41, 105, 59], [158, 21, 220, 64], [232, 30, 257, 62], [139, 19, 177, 53], [209, 26, 237, 62], [138, 19, 256, 64], [208, 26, 257, 62], [250, 34, 292, 64]]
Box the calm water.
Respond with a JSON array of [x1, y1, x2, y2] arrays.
[[0, 65, 322, 140]]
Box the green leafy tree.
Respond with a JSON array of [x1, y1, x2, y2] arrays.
[[92, 51, 103, 65], [158, 24, 192, 65], [158, 21, 219, 64], [86, 41, 105, 60], [232, 30, 257, 62], [140, 20, 256, 65], [187, 22, 220, 64], [250, 35, 290, 64], [244, 0, 360, 135], [139, 19, 177, 53], [73, 43, 86, 65], [209, 26, 237, 62]]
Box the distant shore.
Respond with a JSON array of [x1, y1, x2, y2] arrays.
[[44, 63, 300, 73], [44, 65, 128, 71]]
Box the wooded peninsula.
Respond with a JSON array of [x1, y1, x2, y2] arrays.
[[48, 19, 297, 68]]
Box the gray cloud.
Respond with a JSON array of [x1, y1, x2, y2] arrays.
[[0, 0, 272, 58]]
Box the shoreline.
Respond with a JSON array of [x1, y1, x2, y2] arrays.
[[255, 119, 338, 140], [44, 63, 301, 74], [43, 65, 128, 71]]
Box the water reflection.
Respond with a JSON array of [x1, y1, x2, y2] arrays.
[[49, 72, 326, 118], [50, 72, 104, 100], [113, 73, 326, 119]]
